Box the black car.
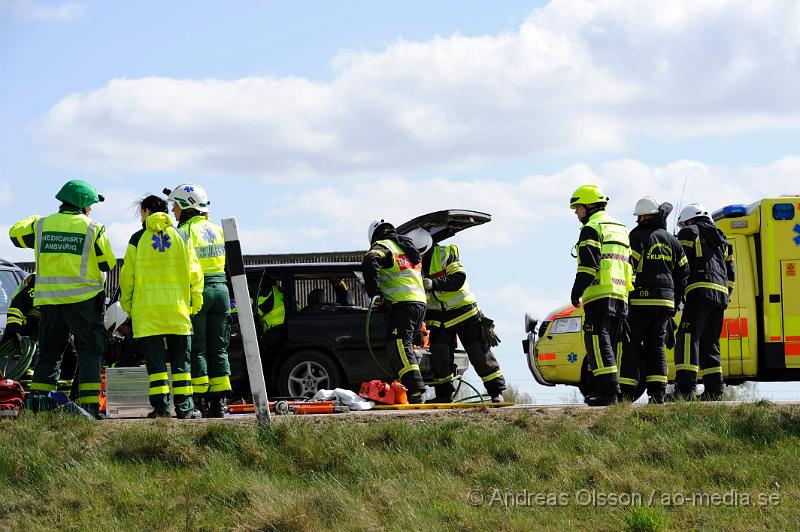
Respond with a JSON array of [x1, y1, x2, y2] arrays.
[[229, 209, 492, 399]]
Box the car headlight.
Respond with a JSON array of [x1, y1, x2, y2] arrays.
[[550, 316, 582, 334]]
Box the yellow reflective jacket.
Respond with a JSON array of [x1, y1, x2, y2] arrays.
[[119, 212, 204, 338], [179, 215, 226, 275], [9, 210, 116, 305]]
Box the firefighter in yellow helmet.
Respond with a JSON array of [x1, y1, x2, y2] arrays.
[[569, 185, 633, 406], [9, 179, 116, 416], [166, 183, 231, 417], [120, 194, 204, 418]]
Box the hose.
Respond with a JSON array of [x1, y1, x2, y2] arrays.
[[365, 296, 395, 380]]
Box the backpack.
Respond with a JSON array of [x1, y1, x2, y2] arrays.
[[0, 376, 25, 414]]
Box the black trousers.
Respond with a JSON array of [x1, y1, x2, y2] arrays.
[[583, 306, 622, 397], [386, 302, 426, 395], [675, 300, 725, 395], [620, 306, 670, 399], [429, 307, 505, 397]]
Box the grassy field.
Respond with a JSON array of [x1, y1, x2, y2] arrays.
[[0, 402, 798, 531]]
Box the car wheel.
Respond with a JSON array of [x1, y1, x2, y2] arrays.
[[276, 350, 343, 399]]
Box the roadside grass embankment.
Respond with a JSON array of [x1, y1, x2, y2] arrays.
[[0, 402, 799, 531]]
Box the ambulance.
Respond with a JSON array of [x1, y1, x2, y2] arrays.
[[523, 197, 800, 400]]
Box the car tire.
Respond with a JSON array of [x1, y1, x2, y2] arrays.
[[276, 350, 343, 399]]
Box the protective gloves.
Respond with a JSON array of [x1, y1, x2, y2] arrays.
[[423, 278, 433, 291]]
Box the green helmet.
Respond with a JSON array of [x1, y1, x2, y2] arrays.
[[569, 184, 608, 208], [55, 179, 105, 209]]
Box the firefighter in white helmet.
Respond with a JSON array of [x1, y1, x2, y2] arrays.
[[362, 219, 427, 403], [166, 183, 231, 417], [672, 203, 735, 400], [407, 227, 505, 403], [618, 197, 688, 403]]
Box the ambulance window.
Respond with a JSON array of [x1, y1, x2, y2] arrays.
[[772, 203, 794, 220]]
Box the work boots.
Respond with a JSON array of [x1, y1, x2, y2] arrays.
[[407, 391, 425, 404], [586, 395, 619, 407], [490, 394, 505, 403], [206, 394, 226, 418], [176, 408, 203, 420]]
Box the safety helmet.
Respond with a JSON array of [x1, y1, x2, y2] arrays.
[[676, 203, 710, 227], [405, 227, 433, 254], [164, 183, 210, 212], [56, 179, 105, 209], [368, 219, 394, 244], [634, 196, 660, 216], [569, 184, 609, 208]]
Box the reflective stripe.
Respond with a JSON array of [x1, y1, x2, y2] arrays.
[[192, 376, 209, 386], [149, 372, 169, 382], [630, 249, 642, 261], [629, 298, 675, 307], [686, 282, 728, 294], [172, 372, 191, 382], [578, 240, 601, 248], [678, 256, 688, 266], [397, 339, 410, 369], [35, 284, 103, 300], [426, 320, 442, 328], [209, 375, 232, 393], [443, 306, 479, 328], [679, 240, 694, 248], [592, 334, 603, 372], [618, 377, 638, 386], [577, 266, 596, 275], [695, 236, 703, 258], [646, 375, 668, 383], [481, 370, 503, 383], [30, 382, 58, 392], [593, 366, 618, 376], [79, 382, 101, 391], [432, 374, 455, 384], [173, 386, 193, 395], [675, 364, 698, 372], [76, 396, 100, 405], [149, 385, 170, 395], [683, 333, 692, 367], [699, 366, 723, 377], [398, 364, 420, 378]]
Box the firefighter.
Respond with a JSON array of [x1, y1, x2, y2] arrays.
[[569, 184, 634, 406], [673, 203, 735, 401], [166, 183, 231, 418], [256, 277, 286, 355], [362, 219, 427, 404], [407, 228, 505, 403], [8, 179, 116, 416], [619, 197, 689, 404], [120, 194, 204, 419], [2, 274, 79, 393]]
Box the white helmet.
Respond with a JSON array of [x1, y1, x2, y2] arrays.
[[165, 183, 210, 213], [677, 203, 710, 227], [405, 227, 433, 254], [367, 219, 394, 244], [634, 196, 660, 216]]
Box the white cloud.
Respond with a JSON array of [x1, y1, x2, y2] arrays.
[[39, 0, 800, 178], [1, 0, 83, 21]]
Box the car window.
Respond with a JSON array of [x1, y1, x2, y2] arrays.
[[0, 270, 22, 314], [293, 272, 364, 311]]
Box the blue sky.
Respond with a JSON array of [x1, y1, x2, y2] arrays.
[[2, 0, 800, 401]]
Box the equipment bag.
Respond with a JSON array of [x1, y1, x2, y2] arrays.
[[0, 378, 25, 413]]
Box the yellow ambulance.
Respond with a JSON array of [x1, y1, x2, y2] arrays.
[[523, 197, 800, 400]]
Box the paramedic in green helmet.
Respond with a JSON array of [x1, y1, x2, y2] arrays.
[[165, 183, 231, 417], [569, 184, 633, 406], [9, 179, 116, 417]]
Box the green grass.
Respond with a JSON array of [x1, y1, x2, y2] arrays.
[[1, 403, 799, 530]]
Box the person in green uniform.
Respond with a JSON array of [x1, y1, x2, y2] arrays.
[[120, 194, 204, 419], [166, 183, 231, 417], [9, 179, 116, 416]]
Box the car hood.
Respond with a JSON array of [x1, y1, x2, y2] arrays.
[[396, 209, 491, 245]]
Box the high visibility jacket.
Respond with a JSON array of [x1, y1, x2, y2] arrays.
[[374, 239, 426, 304], [257, 284, 285, 330], [423, 245, 477, 311], [119, 212, 204, 338], [574, 211, 633, 305], [9, 210, 116, 305], [678, 220, 735, 308], [179, 215, 226, 275], [629, 218, 689, 309]]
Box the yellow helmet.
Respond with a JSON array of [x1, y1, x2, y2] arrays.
[[569, 184, 608, 208]]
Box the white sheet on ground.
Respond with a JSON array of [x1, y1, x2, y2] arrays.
[[313, 388, 374, 410]]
